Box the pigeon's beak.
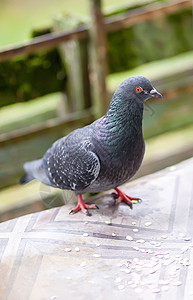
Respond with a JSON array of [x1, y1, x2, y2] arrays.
[[149, 88, 163, 99]]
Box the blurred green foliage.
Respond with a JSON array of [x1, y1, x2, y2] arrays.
[[107, 8, 193, 73], [0, 29, 66, 108]]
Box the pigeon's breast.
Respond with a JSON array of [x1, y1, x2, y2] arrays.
[[82, 132, 145, 193]]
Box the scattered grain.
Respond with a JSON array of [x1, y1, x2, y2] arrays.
[[93, 254, 101, 258], [136, 239, 145, 244], [159, 280, 170, 285], [162, 286, 169, 292], [83, 233, 89, 237], [184, 237, 191, 241], [105, 220, 112, 225], [118, 285, 125, 290], [172, 281, 182, 286], [80, 261, 86, 267], [65, 248, 71, 253], [133, 246, 140, 251], [152, 288, 160, 293], [145, 222, 152, 227], [161, 235, 168, 239]]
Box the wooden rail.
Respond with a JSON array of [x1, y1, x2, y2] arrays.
[[0, 0, 191, 62], [0, 108, 94, 147], [105, 0, 191, 32], [0, 26, 88, 62]]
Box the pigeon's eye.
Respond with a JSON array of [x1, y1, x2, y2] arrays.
[[136, 87, 143, 93]]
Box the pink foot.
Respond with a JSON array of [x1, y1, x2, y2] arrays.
[[113, 187, 142, 209], [69, 194, 98, 216]]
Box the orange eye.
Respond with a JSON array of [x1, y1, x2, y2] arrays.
[[136, 87, 142, 93]]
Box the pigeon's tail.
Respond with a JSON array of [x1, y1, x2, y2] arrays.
[[18, 159, 52, 186], [18, 173, 34, 184]]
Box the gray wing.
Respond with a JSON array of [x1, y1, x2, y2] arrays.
[[43, 129, 100, 192]]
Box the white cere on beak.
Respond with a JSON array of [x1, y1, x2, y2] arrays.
[[150, 88, 157, 94]]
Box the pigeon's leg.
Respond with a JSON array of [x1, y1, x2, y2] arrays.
[[69, 194, 98, 216], [113, 187, 142, 209]]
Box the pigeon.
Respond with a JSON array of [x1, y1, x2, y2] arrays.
[[19, 76, 162, 215]]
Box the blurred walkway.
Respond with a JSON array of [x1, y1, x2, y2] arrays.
[[0, 158, 193, 300]]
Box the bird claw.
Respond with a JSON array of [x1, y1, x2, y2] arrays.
[[131, 198, 142, 204], [112, 192, 118, 199], [128, 202, 133, 210], [85, 209, 92, 216], [69, 195, 98, 216], [69, 207, 92, 216], [112, 187, 142, 210]]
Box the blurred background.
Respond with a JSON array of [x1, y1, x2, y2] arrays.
[[0, 0, 193, 221]]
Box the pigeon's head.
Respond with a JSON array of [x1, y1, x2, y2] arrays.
[[117, 76, 162, 103]]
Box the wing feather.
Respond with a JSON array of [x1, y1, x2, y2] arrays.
[[43, 129, 100, 191]]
